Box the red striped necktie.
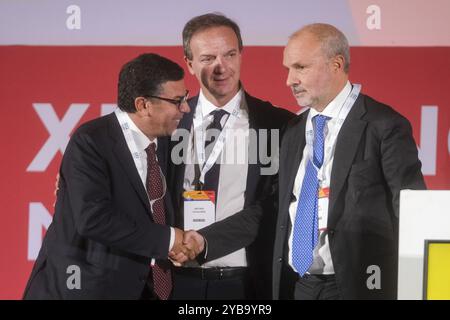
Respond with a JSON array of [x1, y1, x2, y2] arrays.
[[145, 142, 172, 300]]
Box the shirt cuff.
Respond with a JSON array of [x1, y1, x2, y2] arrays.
[[203, 237, 208, 259], [168, 227, 175, 252]]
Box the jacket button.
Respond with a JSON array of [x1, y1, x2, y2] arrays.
[[278, 257, 282, 263], [280, 225, 284, 230], [329, 229, 335, 235]]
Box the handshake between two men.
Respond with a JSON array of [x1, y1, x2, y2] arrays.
[[169, 229, 206, 265]]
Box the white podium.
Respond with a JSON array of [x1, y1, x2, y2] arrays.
[[398, 190, 450, 300]]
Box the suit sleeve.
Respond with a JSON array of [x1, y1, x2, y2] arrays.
[[61, 130, 171, 259], [197, 111, 291, 262], [380, 115, 426, 217], [198, 174, 278, 262], [198, 203, 263, 262]]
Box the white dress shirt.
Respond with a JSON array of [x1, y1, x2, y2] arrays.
[[288, 81, 353, 275], [115, 109, 174, 254], [183, 89, 250, 267]]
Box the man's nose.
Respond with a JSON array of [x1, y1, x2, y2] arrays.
[[213, 57, 226, 73], [286, 69, 298, 87]]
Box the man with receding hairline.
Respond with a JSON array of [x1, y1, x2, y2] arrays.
[[274, 23, 425, 299]]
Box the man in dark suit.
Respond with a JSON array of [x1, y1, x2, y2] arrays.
[[167, 13, 294, 299], [273, 23, 426, 300], [23, 53, 191, 299], [181, 23, 426, 299]]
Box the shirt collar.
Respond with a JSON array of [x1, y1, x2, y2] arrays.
[[309, 81, 352, 120], [198, 88, 243, 118], [123, 111, 157, 151]]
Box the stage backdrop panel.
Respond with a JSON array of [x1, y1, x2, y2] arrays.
[[1, 0, 449, 299], [0, 46, 449, 299]]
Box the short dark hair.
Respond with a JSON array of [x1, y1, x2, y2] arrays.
[[117, 53, 184, 113], [182, 13, 243, 60]]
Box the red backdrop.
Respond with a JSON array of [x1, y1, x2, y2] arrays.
[[0, 46, 449, 299]]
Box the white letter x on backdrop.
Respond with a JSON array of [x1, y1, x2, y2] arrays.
[[27, 103, 89, 172]]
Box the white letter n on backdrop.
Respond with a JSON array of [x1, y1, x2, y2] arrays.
[[28, 203, 52, 261]]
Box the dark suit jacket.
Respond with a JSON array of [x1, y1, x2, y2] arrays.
[[23, 113, 174, 299], [168, 92, 294, 298], [273, 93, 426, 299], [198, 93, 426, 299]]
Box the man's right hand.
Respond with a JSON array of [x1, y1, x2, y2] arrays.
[[169, 229, 205, 264]]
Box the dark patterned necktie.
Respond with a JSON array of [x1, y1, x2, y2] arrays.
[[145, 142, 172, 300], [203, 109, 229, 196]]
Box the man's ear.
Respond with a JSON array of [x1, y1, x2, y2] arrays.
[[332, 55, 345, 72], [134, 97, 149, 114], [184, 56, 195, 75]]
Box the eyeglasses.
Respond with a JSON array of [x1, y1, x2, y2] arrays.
[[145, 90, 189, 110]]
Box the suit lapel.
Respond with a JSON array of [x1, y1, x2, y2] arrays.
[[245, 93, 263, 205], [281, 112, 308, 209], [157, 136, 176, 226], [108, 114, 151, 214], [172, 97, 197, 216], [328, 95, 367, 228]]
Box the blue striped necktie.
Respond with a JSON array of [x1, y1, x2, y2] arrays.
[[292, 114, 329, 276]]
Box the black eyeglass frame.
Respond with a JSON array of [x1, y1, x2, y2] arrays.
[[144, 90, 189, 110]]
